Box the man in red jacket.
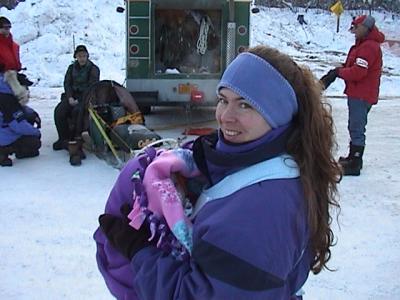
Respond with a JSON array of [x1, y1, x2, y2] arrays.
[[321, 15, 385, 176], [0, 16, 21, 73]]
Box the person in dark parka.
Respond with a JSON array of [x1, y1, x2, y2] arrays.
[[53, 44, 100, 166]]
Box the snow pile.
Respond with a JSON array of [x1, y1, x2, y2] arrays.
[[4, 0, 125, 86], [2, 3, 399, 96]]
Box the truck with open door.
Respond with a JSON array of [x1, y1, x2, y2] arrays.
[[123, 0, 254, 113]]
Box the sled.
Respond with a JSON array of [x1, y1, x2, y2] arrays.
[[82, 80, 162, 168]]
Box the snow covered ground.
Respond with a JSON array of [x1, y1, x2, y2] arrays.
[[0, 2, 399, 299]]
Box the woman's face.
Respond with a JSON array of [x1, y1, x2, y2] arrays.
[[216, 88, 272, 143]]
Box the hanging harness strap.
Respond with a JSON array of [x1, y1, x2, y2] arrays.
[[196, 16, 211, 55], [191, 154, 299, 218]]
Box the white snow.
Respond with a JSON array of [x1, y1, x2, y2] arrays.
[[0, 2, 399, 299]]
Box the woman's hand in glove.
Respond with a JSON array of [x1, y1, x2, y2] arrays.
[[99, 204, 153, 260]]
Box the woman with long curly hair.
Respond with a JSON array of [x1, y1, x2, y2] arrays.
[[95, 45, 341, 300]]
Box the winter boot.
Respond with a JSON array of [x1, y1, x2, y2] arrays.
[[53, 139, 68, 151], [76, 137, 86, 160], [339, 143, 364, 169], [80, 144, 86, 160], [68, 140, 82, 166], [338, 143, 364, 167], [338, 143, 352, 164], [340, 145, 364, 176], [0, 146, 13, 167], [69, 137, 86, 165], [15, 150, 40, 159], [0, 153, 12, 167]]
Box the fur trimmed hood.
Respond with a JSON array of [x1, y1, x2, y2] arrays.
[[4, 70, 29, 105]]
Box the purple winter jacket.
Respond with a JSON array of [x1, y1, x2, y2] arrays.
[[94, 132, 312, 300], [0, 93, 40, 146], [94, 159, 141, 300]]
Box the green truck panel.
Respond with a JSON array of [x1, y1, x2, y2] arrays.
[[125, 0, 252, 105], [128, 1, 150, 17]]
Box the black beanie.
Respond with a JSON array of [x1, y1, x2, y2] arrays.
[[0, 16, 11, 27]]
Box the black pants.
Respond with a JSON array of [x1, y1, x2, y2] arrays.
[[0, 135, 41, 158], [54, 93, 84, 141]]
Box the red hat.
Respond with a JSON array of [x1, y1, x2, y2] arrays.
[[352, 15, 375, 30]]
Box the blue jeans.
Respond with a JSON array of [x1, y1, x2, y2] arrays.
[[347, 97, 372, 146]]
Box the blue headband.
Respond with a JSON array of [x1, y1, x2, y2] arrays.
[[217, 52, 298, 128]]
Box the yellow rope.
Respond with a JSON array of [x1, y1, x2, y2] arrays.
[[88, 107, 123, 164], [111, 111, 144, 127]]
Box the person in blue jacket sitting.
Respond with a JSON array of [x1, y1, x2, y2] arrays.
[[0, 72, 41, 167], [95, 45, 342, 300]]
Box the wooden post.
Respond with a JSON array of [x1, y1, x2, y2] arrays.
[[336, 15, 340, 33], [330, 0, 344, 34]]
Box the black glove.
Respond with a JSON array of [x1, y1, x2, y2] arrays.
[[99, 204, 153, 259], [24, 110, 41, 128], [17, 73, 34, 87], [320, 68, 338, 90], [33, 112, 41, 128]]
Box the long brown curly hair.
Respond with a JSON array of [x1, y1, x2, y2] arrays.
[[248, 45, 341, 274]]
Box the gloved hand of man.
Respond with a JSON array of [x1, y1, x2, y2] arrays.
[[320, 68, 339, 90], [99, 203, 153, 260]]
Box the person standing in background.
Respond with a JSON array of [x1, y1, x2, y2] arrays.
[[320, 15, 385, 176], [0, 16, 21, 73]]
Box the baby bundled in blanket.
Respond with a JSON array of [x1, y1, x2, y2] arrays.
[[127, 147, 203, 257]]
